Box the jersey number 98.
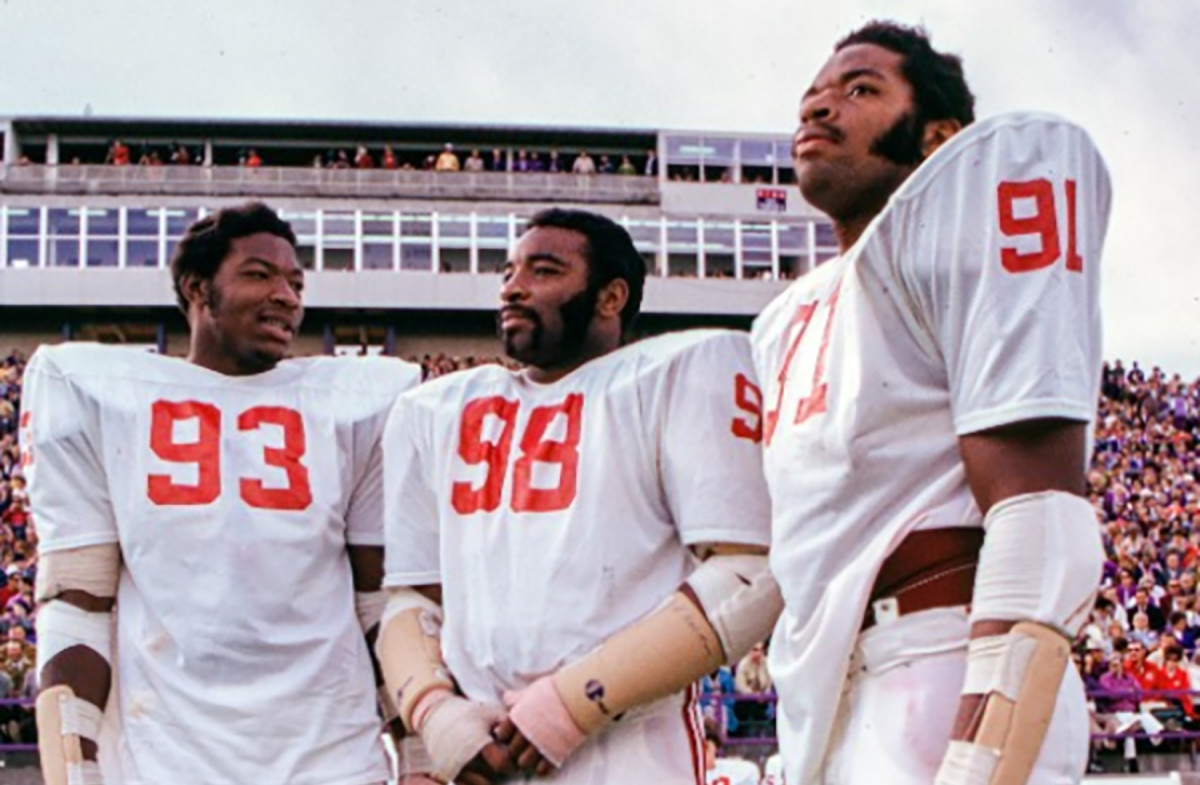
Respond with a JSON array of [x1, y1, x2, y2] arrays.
[[453, 394, 583, 515], [147, 401, 313, 511]]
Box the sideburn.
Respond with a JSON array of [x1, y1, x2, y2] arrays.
[[870, 109, 926, 167], [557, 285, 600, 359]]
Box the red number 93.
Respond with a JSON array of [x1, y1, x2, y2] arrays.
[[147, 400, 313, 511]]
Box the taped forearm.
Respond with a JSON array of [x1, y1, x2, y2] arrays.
[[554, 590, 725, 735], [375, 587, 505, 782], [937, 491, 1103, 785], [375, 587, 455, 733], [552, 550, 781, 736], [37, 600, 114, 785]]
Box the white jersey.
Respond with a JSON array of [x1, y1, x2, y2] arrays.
[[707, 756, 761, 785], [383, 330, 771, 780], [762, 753, 783, 785], [751, 113, 1110, 785], [22, 344, 420, 785]]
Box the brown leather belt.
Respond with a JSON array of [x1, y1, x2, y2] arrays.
[[861, 527, 984, 631]]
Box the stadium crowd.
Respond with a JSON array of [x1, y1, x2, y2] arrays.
[[1, 347, 1199, 768], [41, 140, 662, 177], [0, 349, 36, 745]]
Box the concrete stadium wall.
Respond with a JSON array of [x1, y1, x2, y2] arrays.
[[0, 269, 787, 317]]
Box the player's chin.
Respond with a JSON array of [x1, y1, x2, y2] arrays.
[[244, 340, 290, 371], [502, 332, 540, 366]]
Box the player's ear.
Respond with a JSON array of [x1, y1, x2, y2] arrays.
[[921, 118, 962, 159], [595, 278, 629, 322], [180, 272, 210, 314]]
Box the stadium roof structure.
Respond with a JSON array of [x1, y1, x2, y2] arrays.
[[3, 115, 659, 150]]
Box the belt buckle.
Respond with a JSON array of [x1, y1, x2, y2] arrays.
[[871, 596, 900, 627]]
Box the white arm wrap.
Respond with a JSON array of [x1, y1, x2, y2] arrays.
[[685, 552, 783, 661], [355, 590, 386, 633], [970, 490, 1104, 635], [380, 585, 442, 629], [937, 492, 1101, 785], [36, 601, 113, 677], [37, 685, 106, 785], [35, 545, 120, 604]]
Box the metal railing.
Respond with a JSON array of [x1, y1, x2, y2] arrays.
[[699, 689, 1200, 748], [0, 164, 661, 204]]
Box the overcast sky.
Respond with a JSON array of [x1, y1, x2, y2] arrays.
[[1, 0, 1197, 374]]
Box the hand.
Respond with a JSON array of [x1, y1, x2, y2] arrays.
[[456, 742, 516, 785], [494, 718, 554, 777], [418, 692, 513, 782], [500, 677, 587, 771]]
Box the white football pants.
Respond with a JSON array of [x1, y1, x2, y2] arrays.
[[820, 606, 1088, 785]]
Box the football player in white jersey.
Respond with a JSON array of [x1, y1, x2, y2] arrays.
[[703, 722, 761, 785], [23, 203, 426, 785], [376, 208, 783, 784], [761, 752, 783, 785], [753, 22, 1110, 785]]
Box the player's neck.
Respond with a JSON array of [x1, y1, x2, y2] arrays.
[[525, 337, 619, 384], [833, 215, 875, 253], [831, 163, 916, 252], [187, 340, 277, 377]]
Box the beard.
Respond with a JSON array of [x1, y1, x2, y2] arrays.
[[869, 108, 927, 167], [500, 285, 598, 367]]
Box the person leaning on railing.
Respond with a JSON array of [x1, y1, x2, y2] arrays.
[[1158, 646, 1196, 722], [1093, 653, 1164, 773]]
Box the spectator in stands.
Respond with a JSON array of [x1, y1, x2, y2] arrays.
[[1126, 640, 1162, 692], [547, 150, 562, 173], [0, 573, 18, 610], [571, 150, 596, 175], [513, 149, 530, 172], [435, 143, 460, 171], [644, 149, 658, 176], [244, 149, 263, 168], [700, 665, 739, 736], [0, 641, 30, 699], [106, 139, 131, 166], [463, 149, 485, 172], [1159, 646, 1195, 719], [170, 143, 192, 166], [617, 155, 637, 175], [1129, 611, 1159, 649], [6, 626, 32, 665], [1085, 596, 1118, 644], [489, 148, 507, 171], [1166, 611, 1198, 653], [732, 641, 772, 737], [1094, 653, 1163, 774], [381, 145, 398, 170], [1128, 586, 1166, 632], [354, 145, 374, 169], [597, 154, 614, 174], [1081, 645, 1107, 693], [703, 718, 760, 785]]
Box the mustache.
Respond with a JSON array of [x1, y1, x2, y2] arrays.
[[498, 305, 541, 327], [795, 121, 845, 147]]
